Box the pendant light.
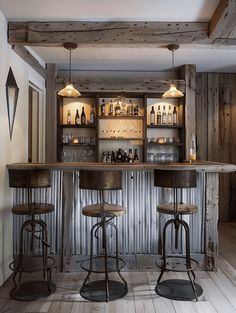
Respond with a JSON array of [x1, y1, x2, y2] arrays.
[[162, 44, 184, 98], [58, 42, 81, 97]]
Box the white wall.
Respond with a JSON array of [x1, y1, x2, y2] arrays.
[[0, 10, 45, 285]]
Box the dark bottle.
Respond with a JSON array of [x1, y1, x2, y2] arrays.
[[133, 149, 139, 163], [81, 106, 86, 125], [128, 148, 133, 163], [107, 151, 112, 163], [157, 105, 162, 125], [75, 109, 80, 125], [108, 99, 114, 116], [134, 103, 139, 116], [121, 150, 125, 162], [90, 106, 95, 124], [101, 99, 106, 116], [173, 106, 178, 125], [150, 106, 155, 125], [124, 150, 128, 162], [111, 151, 116, 163], [116, 149, 122, 163]]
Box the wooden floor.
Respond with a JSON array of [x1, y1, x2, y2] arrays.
[[1, 222, 236, 313]]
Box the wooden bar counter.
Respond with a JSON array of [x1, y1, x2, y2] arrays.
[[7, 161, 236, 272]]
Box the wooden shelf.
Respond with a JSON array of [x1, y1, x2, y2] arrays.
[[146, 142, 183, 146], [61, 124, 96, 128], [99, 115, 143, 120], [62, 143, 96, 147], [147, 125, 182, 129], [99, 137, 144, 141]]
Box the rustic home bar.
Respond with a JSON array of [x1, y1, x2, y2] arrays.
[[2, 0, 236, 311]]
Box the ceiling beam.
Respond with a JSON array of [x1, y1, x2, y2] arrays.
[[209, 0, 236, 39], [7, 21, 222, 47]]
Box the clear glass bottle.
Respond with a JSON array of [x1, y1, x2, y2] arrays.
[[90, 106, 95, 124], [162, 105, 167, 125], [189, 134, 196, 163], [108, 99, 114, 116], [115, 98, 121, 116], [167, 105, 173, 125], [67, 110, 72, 125], [150, 106, 155, 125], [101, 151, 107, 163]]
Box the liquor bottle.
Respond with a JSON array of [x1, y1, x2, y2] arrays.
[[128, 148, 133, 163], [128, 100, 134, 115], [134, 103, 139, 116], [107, 151, 112, 163], [101, 99, 106, 116], [189, 134, 196, 163], [116, 149, 122, 162], [108, 99, 114, 116], [157, 105, 162, 125], [124, 150, 128, 162], [162, 105, 167, 125], [173, 106, 177, 125], [150, 106, 155, 125], [111, 151, 116, 163], [167, 105, 173, 125], [67, 110, 72, 125], [81, 106, 86, 125], [115, 99, 121, 116], [121, 150, 125, 162], [90, 106, 95, 124], [75, 109, 80, 125], [101, 151, 107, 163], [133, 149, 139, 163]]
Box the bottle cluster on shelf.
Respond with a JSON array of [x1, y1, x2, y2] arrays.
[[66, 106, 95, 125], [100, 97, 139, 117], [101, 148, 139, 163], [149, 105, 177, 126]]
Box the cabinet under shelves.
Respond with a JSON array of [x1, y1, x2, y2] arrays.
[[60, 124, 96, 128], [146, 124, 182, 129]]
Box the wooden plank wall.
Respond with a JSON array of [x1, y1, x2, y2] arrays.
[[196, 73, 236, 221]]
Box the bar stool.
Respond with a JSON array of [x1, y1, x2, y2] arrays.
[[79, 170, 127, 302], [154, 169, 203, 301], [8, 169, 56, 301]]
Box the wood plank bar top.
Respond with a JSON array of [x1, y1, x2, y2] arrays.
[[6, 160, 236, 173]]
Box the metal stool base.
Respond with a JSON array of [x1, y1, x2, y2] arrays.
[[10, 280, 56, 301], [80, 280, 127, 302], [155, 279, 203, 301]]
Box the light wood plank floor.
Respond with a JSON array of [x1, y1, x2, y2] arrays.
[[1, 222, 236, 313]]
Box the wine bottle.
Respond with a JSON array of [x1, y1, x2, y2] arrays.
[[173, 106, 177, 125], [101, 99, 106, 116], [111, 151, 116, 163], [162, 106, 167, 125], [101, 151, 107, 163], [133, 149, 139, 163], [116, 149, 122, 162], [150, 106, 155, 125], [157, 105, 162, 125], [134, 103, 139, 116], [107, 151, 112, 163], [167, 105, 173, 125], [128, 148, 133, 163], [90, 106, 95, 124], [115, 99, 121, 116], [81, 106, 86, 125], [75, 109, 80, 125], [124, 150, 128, 162], [108, 99, 114, 116], [67, 110, 72, 125], [129, 100, 134, 115]]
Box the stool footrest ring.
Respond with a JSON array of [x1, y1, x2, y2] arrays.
[[156, 255, 199, 272], [81, 255, 125, 273]]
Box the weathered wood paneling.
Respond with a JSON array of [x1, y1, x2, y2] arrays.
[[196, 73, 236, 221]]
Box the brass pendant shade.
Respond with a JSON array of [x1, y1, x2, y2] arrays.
[[58, 42, 81, 98], [162, 44, 184, 99]]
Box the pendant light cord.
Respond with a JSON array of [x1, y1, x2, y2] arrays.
[[172, 48, 174, 84], [69, 48, 72, 83]]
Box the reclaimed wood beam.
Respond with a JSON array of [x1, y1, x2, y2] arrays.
[[56, 77, 185, 93], [8, 21, 214, 46], [209, 0, 236, 39], [11, 45, 46, 78]]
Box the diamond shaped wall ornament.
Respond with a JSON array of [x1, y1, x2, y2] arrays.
[[6, 67, 19, 140]]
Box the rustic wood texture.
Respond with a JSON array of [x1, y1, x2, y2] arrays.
[[46, 63, 57, 162], [56, 78, 185, 94], [8, 21, 210, 47], [196, 73, 236, 221], [11, 45, 46, 78], [209, 0, 236, 39], [6, 160, 236, 172], [180, 64, 196, 161]]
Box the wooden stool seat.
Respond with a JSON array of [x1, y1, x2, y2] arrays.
[[157, 203, 198, 215], [12, 203, 54, 215], [82, 203, 126, 217]]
